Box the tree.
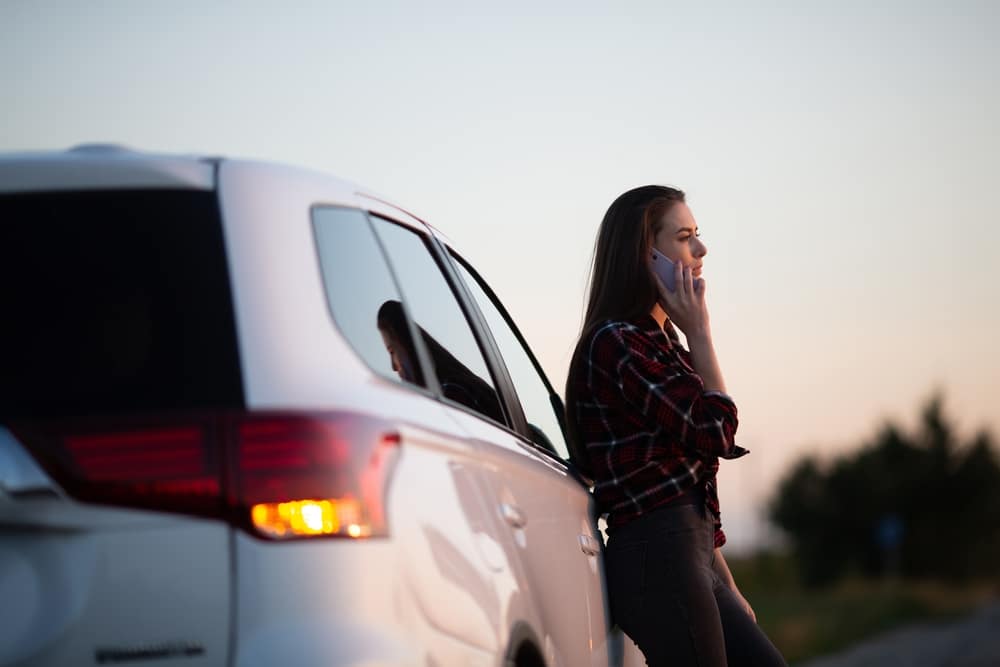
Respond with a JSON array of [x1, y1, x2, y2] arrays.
[[769, 394, 1000, 586]]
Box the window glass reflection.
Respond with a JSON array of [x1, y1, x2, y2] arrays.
[[313, 207, 425, 388], [370, 218, 506, 425]]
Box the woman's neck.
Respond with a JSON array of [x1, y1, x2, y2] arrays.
[[650, 303, 669, 330]]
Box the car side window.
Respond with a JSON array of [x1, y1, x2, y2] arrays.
[[369, 216, 507, 427], [312, 207, 430, 390], [450, 254, 571, 461]]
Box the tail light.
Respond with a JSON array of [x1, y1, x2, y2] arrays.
[[234, 414, 401, 539], [9, 412, 401, 540]]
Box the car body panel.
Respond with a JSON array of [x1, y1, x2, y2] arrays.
[[216, 159, 366, 410], [230, 392, 514, 666], [442, 408, 612, 667], [0, 434, 231, 667]]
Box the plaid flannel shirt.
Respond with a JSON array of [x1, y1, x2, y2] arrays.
[[570, 315, 748, 547]]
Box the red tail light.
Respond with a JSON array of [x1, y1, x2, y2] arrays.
[[234, 414, 401, 539], [10, 412, 400, 540]]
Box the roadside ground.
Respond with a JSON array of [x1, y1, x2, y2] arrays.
[[797, 601, 1000, 667]]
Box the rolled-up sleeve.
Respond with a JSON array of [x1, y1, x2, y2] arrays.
[[597, 325, 744, 460]]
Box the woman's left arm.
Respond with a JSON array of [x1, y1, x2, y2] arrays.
[[713, 549, 757, 622]]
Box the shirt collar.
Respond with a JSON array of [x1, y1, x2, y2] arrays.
[[629, 313, 679, 349]]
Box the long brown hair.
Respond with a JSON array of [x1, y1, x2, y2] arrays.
[[564, 185, 686, 475]]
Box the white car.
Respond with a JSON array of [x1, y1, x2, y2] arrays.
[[0, 146, 642, 667]]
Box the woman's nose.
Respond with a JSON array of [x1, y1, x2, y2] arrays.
[[694, 238, 708, 258]]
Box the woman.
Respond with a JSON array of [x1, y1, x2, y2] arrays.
[[565, 186, 786, 667]]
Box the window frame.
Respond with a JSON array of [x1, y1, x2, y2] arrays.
[[435, 243, 577, 470]]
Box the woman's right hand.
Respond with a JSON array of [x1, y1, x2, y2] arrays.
[[654, 261, 711, 340], [655, 262, 729, 393]]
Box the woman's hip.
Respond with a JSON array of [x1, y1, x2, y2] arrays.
[[605, 502, 715, 597]]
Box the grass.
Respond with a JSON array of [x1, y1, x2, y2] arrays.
[[727, 552, 999, 665]]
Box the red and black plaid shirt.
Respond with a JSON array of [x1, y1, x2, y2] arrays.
[[569, 315, 748, 547]]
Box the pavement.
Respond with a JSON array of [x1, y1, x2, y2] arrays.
[[798, 601, 1000, 667]]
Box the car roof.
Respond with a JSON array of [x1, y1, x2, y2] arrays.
[[0, 146, 448, 242], [0, 144, 455, 244], [0, 144, 220, 193]]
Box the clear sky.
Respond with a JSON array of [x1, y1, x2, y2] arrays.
[[4, 1, 998, 550]]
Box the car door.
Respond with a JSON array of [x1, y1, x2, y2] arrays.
[[440, 251, 614, 667], [353, 209, 529, 661]]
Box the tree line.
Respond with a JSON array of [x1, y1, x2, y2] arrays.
[[768, 395, 1000, 586]]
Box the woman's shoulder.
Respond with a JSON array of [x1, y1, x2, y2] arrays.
[[580, 318, 654, 356], [589, 317, 654, 341]]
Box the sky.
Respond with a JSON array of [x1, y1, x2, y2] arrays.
[[3, 1, 998, 551]]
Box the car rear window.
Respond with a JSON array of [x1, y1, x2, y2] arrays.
[[0, 189, 244, 418]]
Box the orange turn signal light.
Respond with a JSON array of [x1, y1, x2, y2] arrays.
[[250, 498, 369, 539]]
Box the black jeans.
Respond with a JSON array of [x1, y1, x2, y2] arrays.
[[605, 502, 787, 667]]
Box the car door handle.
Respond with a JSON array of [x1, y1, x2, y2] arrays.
[[500, 503, 526, 528], [579, 534, 601, 556]]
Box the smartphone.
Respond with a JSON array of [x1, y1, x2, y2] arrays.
[[650, 249, 700, 292], [650, 248, 679, 291]]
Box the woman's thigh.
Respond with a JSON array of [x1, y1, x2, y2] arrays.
[[605, 509, 725, 667], [713, 580, 788, 667]]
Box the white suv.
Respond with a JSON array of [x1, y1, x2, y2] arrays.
[[0, 146, 639, 667]]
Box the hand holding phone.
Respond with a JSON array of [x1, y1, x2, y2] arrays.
[[650, 248, 700, 292]]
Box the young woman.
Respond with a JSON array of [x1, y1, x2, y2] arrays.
[[565, 186, 786, 667]]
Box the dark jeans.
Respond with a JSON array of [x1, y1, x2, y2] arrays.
[[605, 502, 787, 667]]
